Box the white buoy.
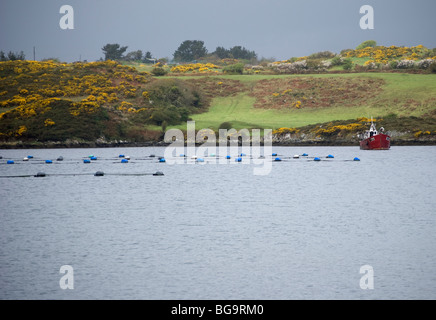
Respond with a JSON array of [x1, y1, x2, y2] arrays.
[[293, 155, 300, 158], [23, 157, 29, 161], [191, 155, 197, 159], [125, 156, 130, 160]]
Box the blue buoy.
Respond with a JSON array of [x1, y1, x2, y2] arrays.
[[326, 155, 334, 158], [272, 153, 277, 156], [226, 155, 231, 159], [302, 153, 308, 157], [159, 158, 166, 163], [7, 160, 14, 164], [274, 157, 282, 161], [354, 157, 360, 161], [314, 157, 321, 161], [119, 154, 125, 158], [90, 156, 97, 160], [83, 159, 91, 163], [45, 160, 53, 164], [27, 155, 33, 159], [121, 159, 129, 163], [196, 158, 205, 162], [180, 154, 185, 157], [240, 153, 246, 156], [235, 157, 242, 162]]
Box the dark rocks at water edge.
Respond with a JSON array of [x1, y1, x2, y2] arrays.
[[1, 135, 436, 149], [0, 139, 169, 149]]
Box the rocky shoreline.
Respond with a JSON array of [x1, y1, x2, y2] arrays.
[[1, 137, 435, 149]]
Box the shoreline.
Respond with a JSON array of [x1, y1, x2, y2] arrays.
[[1, 139, 436, 149]]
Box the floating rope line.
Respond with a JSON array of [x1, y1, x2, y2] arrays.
[[0, 171, 164, 178]]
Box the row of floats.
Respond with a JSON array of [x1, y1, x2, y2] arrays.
[[159, 153, 360, 163], [2, 153, 361, 164]]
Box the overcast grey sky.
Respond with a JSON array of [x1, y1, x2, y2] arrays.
[[1, 0, 435, 62]]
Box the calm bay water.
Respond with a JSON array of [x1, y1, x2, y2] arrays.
[[0, 146, 435, 299]]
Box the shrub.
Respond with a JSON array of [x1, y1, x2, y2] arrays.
[[309, 51, 336, 59], [306, 59, 324, 70], [151, 67, 168, 76], [417, 59, 435, 69], [218, 121, 233, 130], [331, 56, 342, 66], [142, 78, 206, 126], [389, 60, 399, 69], [223, 63, 244, 75], [342, 58, 353, 70], [397, 60, 415, 69], [269, 60, 307, 73], [356, 40, 377, 50], [430, 62, 436, 74]]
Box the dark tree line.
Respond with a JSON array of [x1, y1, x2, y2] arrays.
[[213, 45, 257, 60], [101, 41, 258, 63], [101, 44, 154, 62], [172, 40, 258, 62], [0, 51, 26, 61], [173, 40, 208, 62]]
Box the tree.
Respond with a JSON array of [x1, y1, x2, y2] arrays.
[[124, 50, 143, 61], [173, 40, 208, 62], [102, 43, 128, 61], [214, 46, 230, 59], [229, 46, 257, 60], [0, 50, 25, 61], [356, 40, 377, 50], [212, 46, 257, 61]]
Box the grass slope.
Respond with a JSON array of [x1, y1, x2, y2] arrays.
[[171, 73, 436, 131]]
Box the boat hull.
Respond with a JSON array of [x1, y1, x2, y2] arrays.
[[360, 133, 390, 150]]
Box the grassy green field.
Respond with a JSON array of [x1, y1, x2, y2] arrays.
[[167, 73, 436, 131]]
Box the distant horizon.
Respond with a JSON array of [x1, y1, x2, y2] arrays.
[[1, 0, 436, 63], [1, 41, 435, 64]]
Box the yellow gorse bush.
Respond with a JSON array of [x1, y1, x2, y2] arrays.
[[44, 118, 55, 126], [272, 127, 300, 135], [345, 45, 434, 64], [0, 60, 152, 125], [314, 123, 366, 136], [16, 125, 27, 136], [170, 63, 219, 73]]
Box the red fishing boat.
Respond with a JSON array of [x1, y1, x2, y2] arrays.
[[360, 119, 390, 150]]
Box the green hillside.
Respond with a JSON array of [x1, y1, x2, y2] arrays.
[[175, 73, 436, 131], [1, 49, 436, 147]]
